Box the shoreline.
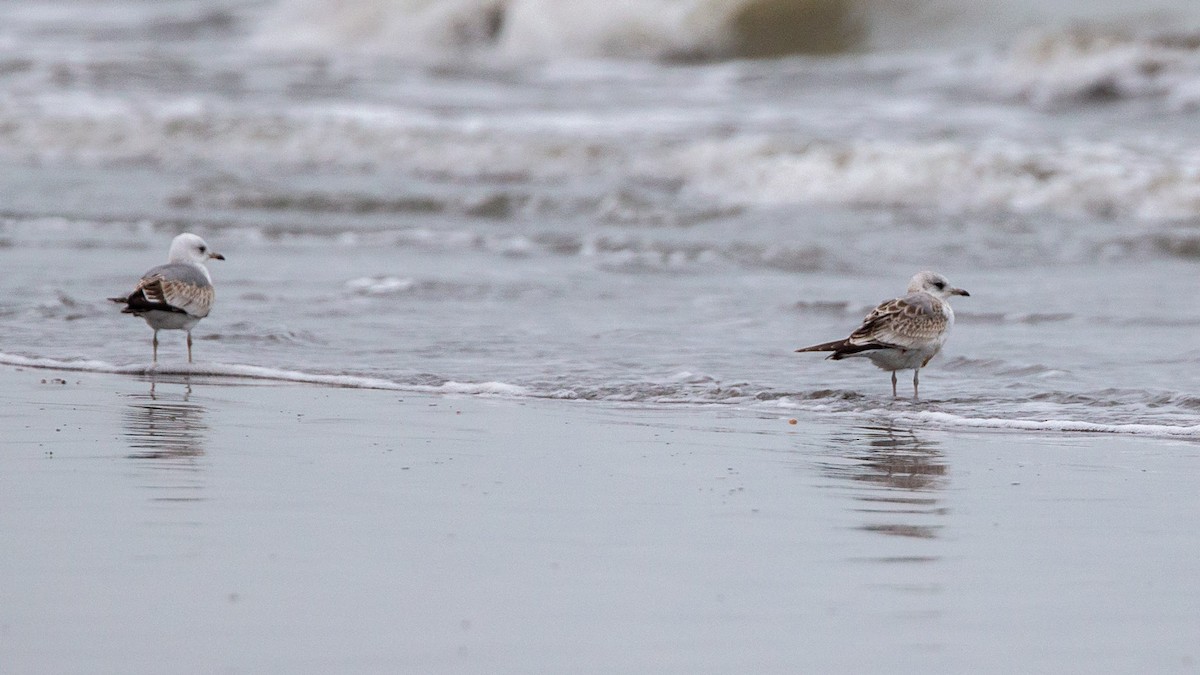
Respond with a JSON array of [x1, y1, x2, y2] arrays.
[[3, 351, 1199, 440]]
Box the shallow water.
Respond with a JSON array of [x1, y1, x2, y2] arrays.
[[3, 0, 1200, 434]]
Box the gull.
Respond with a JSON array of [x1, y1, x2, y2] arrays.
[[110, 233, 225, 364], [795, 271, 969, 399]]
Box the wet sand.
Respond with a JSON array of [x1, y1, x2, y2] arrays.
[[1, 364, 1198, 674]]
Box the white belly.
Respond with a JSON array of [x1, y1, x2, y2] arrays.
[[859, 342, 944, 372], [140, 310, 201, 331]]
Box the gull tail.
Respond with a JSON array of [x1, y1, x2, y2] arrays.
[[108, 294, 136, 314], [795, 339, 881, 361], [109, 291, 159, 315], [795, 339, 847, 353]]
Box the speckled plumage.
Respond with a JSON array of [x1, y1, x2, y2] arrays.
[[845, 292, 951, 353], [796, 271, 969, 398]]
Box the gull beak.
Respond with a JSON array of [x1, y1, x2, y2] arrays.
[[951, 287, 969, 297], [208, 251, 225, 261]]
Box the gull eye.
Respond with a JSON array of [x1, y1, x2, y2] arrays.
[[199, 246, 206, 253], [934, 281, 946, 289]]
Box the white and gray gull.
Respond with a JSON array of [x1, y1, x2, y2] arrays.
[[795, 271, 969, 399], [110, 233, 225, 364]]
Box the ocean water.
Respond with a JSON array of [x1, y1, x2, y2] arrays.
[[3, 0, 1200, 434]]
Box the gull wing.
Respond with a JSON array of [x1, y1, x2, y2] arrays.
[[847, 293, 948, 350], [115, 263, 213, 318]]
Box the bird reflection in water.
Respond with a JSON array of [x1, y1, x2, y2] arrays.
[[122, 377, 208, 502], [822, 423, 947, 542]]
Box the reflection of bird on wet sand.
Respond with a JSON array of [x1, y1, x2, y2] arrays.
[[123, 377, 207, 462], [123, 377, 209, 534], [845, 425, 946, 492], [820, 424, 947, 541]]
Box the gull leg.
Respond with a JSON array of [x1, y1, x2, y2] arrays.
[[187, 331, 193, 364], [891, 371, 898, 398], [913, 369, 920, 400], [152, 330, 159, 364]]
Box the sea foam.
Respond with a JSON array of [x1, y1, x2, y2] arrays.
[[893, 410, 1200, 438], [0, 352, 527, 397], [0, 353, 405, 389], [992, 26, 1200, 108], [662, 135, 1200, 221]]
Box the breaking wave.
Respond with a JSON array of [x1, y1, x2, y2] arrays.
[[252, 0, 866, 61], [661, 136, 1200, 221], [250, 0, 1200, 62], [991, 26, 1200, 108], [6, 91, 1200, 223]]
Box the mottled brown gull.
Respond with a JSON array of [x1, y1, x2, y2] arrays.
[[796, 271, 969, 399]]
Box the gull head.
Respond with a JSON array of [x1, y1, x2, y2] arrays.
[[168, 233, 225, 265], [907, 270, 969, 299]]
